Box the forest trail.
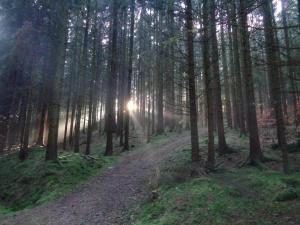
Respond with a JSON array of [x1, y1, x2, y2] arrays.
[[0, 132, 193, 225]]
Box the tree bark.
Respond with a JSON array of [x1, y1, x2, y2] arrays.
[[281, 0, 298, 123], [209, 0, 228, 154], [203, 0, 214, 169], [220, 13, 233, 129], [155, 7, 164, 135], [261, 0, 289, 173], [74, 0, 91, 153], [186, 0, 200, 162], [105, 0, 119, 155], [124, 0, 135, 151], [238, 0, 264, 163], [46, 1, 68, 161], [231, 1, 246, 134]]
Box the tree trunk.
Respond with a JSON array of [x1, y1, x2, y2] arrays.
[[186, 0, 200, 162], [74, 0, 91, 153], [220, 14, 233, 129], [45, 1, 68, 161], [281, 0, 298, 123], [155, 6, 164, 135], [36, 94, 47, 146], [203, 0, 214, 170], [63, 91, 71, 150], [227, 17, 239, 129], [124, 0, 135, 151], [238, 0, 264, 163], [231, 1, 246, 134], [209, 0, 228, 154], [105, 0, 119, 155], [261, 0, 289, 173]]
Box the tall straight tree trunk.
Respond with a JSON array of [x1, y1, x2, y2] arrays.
[[46, 1, 68, 161], [36, 58, 49, 146], [209, 0, 228, 154], [262, 0, 289, 173], [270, 3, 288, 117], [281, 0, 298, 122], [19, 63, 33, 161], [74, 0, 91, 153], [63, 89, 71, 150], [185, 80, 191, 130], [238, 0, 264, 163], [155, 7, 164, 135], [68, 17, 80, 147], [86, 22, 98, 155], [231, 1, 246, 134], [99, 97, 104, 135], [203, 0, 214, 169], [69, 98, 76, 146], [151, 74, 156, 134], [83, 104, 87, 134], [165, 0, 175, 131], [186, 0, 200, 162], [220, 15, 233, 129], [19, 82, 33, 161], [36, 92, 47, 146], [124, 0, 135, 151], [105, 0, 119, 155], [227, 17, 239, 129], [117, 8, 127, 146]]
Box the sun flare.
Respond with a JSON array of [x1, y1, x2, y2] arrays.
[[127, 100, 137, 112]]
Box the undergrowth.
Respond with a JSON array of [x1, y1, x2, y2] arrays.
[[133, 139, 300, 225], [0, 146, 116, 214]]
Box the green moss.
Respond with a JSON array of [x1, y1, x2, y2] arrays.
[[133, 145, 300, 225], [274, 188, 300, 202], [150, 131, 187, 146], [0, 145, 117, 214], [0, 204, 11, 214]]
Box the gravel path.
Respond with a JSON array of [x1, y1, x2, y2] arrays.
[[0, 133, 190, 225]]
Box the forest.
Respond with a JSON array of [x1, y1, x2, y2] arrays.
[[0, 0, 299, 224]]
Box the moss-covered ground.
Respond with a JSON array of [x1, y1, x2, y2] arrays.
[[133, 130, 300, 225], [0, 130, 178, 215], [0, 144, 117, 214]]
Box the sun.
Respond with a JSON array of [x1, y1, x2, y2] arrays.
[[127, 100, 138, 112]]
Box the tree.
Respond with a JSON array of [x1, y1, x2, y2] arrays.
[[186, 0, 200, 162], [237, 0, 264, 163], [209, 0, 228, 154], [202, 0, 215, 169], [261, 0, 289, 172], [220, 11, 233, 129], [124, 0, 135, 151], [74, 0, 91, 153], [230, 1, 246, 134], [105, 0, 119, 155], [45, 1, 69, 161], [280, 0, 298, 123], [155, 2, 165, 135]]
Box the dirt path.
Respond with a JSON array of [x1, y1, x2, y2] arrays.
[[0, 133, 191, 225]]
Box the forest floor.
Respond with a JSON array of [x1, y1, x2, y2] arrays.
[[0, 128, 300, 225], [132, 128, 300, 225], [0, 131, 192, 225]]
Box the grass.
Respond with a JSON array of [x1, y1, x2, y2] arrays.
[[133, 147, 300, 225], [0, 145, 117, 214], [0, 130, 180, 215], [150, 130, 186, 146]]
